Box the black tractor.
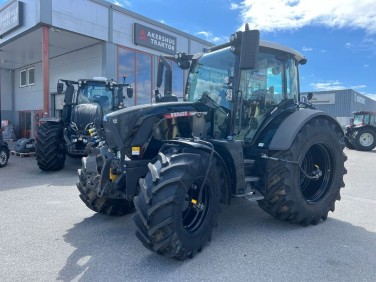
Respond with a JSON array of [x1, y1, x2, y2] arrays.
[[344, 111, 376, 151], [77, 25, 347, 260], [36, 78, 133, 171]]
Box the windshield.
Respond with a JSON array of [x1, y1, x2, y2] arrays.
[[186, 47, 299, 109], [353, 114, 369, 126], [77, 82, 114, 114]]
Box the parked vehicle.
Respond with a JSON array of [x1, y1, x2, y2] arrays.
[[36, 77, 133, 171], [344, 111, 376, 151], [77, 25, 347, 260]]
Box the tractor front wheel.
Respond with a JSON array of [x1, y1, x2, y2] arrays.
[[77, 155, 134, 216], [133, 146, 221, 260], [36, 122, 66, 171]]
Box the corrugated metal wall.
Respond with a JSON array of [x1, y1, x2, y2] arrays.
[[301, 89, 376, 127]]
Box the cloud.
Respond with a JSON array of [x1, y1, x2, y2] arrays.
[[363, 93, 376, 101], [310, 80, 346, 91], [230, 2, 241, 10], [310, 81, 376, 100], [240, 0, 376, 33], [196, 31, 228, 43], [345, 43, 352, 48], [302, 46, 313, 51], [111, 0, 131, 7]]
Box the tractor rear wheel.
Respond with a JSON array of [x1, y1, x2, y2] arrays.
[[36, 122, 66, 171], [354, 128, 376, 151], [77, 155, 134, 216], [133, 146, 221, 260], [259, 118, 346, 225]]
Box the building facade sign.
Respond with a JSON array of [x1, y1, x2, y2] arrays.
[[354, 94, 365, 105], [0, 1, 22, 37], [134, 23, 176, 54], [301, 93, 336, 104]]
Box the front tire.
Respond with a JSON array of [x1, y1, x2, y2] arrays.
[[259, 118, 346, 225], [344, 136, 355, 150], [133, 146, 221, 260], [36, 123, 66, 171], [77, 155, 134, 216], [0, 147, 9, 167]]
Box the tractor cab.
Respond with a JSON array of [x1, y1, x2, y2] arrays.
[[186, 40, 305, 142]]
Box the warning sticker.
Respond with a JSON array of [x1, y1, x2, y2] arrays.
[[132, 146, 140, 156]]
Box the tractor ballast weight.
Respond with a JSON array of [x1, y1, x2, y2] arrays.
[[76, 25, 346, 260], [36, 78, 133, 171]]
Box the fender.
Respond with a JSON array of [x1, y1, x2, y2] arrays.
[[39, 117, 63, 123], [163, 139, 232, 205], [269, 108, 343, 151]]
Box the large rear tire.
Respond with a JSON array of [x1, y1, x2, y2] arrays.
[[354, 128, 376, 151], [259, 118, 346, 225], [36, 123, 66, 171], [76, 155, 134, 216], [133, 146, 222, 260]]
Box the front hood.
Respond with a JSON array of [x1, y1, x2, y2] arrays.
[[102, 101, 210, 148], [71, 103, 101, 131]]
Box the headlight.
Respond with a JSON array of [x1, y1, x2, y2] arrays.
[[116, 150, 121, 159]]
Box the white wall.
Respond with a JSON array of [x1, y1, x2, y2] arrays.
[[13, 43, 102, 111], [51, 0, 108, 41]]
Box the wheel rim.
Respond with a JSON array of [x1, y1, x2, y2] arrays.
[[182, 179, 210, 233], [0, 150, 7, 165], [359, 132, 374, 147], [300, 144, 335, 203]]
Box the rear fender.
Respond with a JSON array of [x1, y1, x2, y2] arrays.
[[269, 109, 343, 151]]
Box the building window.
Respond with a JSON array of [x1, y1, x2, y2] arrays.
[[118, 46, 184, 106], [28, 67, 35, 85], [20, 69, 27, 87], [19, 66, 35, 87]]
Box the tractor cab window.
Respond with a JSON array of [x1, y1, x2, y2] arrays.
[[363, 114, 370, 125], [78, 83, 114, 114], [353, 114, 365, 126], [237, 51, 297, 142], [187, 48, 234, 110]]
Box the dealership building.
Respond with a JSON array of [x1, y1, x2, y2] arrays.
[[0, 0, 212, 139], [301, 89, 376, 128]]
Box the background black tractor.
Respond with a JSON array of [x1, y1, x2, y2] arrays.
[[344, 111, 376, 151], [77, 25, 347, 260], [36, 78, 133, 171]]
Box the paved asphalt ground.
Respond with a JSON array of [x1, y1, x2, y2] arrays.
[[0, 145, 375, 282]]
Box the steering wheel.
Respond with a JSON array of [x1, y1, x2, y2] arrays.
[[248, 89, 268, 101], [92, 95, 102, 102]]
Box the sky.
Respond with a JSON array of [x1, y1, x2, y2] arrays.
[[1, 0, 375, 100], [108, 0, 376, 100]]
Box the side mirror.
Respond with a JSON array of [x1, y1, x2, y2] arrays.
[[350, 117, 354, 125], [126, 87, 133, 98], [57, 82, 64, 94], [239, 29, 259, 70]]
